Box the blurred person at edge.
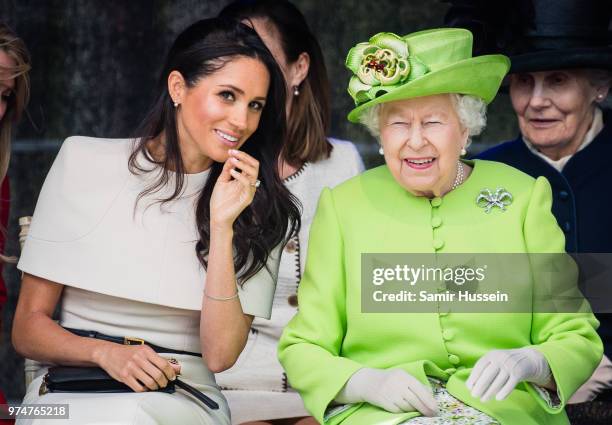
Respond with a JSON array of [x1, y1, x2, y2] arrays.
[[0, 22, 30, 425], [0, 23, 30, 319], [445, 0, 612, 404], [215, 1, 363, 424], [11, 18, 301, 424], [278, 26, 602, 425]]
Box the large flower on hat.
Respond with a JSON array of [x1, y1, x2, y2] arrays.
[[346, 32, 429, 106]]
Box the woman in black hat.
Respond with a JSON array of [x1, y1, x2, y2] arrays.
[[446, 0, 612, 405]]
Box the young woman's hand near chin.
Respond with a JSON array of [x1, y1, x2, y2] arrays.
[[210, 149, 260, 230], [201, 148, 260, 373]]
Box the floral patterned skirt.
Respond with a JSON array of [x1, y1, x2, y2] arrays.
[[399, 379, 499, 425], [324, 378, 500, 424]]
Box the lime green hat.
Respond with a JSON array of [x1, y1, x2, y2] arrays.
[[346, 28, 510, 123]]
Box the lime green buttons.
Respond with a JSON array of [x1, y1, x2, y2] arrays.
[[442, 329, 455, 341]]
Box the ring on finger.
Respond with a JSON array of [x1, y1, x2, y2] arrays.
[[250, 179, 261, 188]]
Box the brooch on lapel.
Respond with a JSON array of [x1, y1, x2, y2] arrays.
[[476, 188, 513, 213]]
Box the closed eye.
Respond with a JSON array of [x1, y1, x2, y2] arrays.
[[513, 74, 533, 86], [549, 73, 568, 86]]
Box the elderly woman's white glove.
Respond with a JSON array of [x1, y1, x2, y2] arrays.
[[335, 368, 438, 416], [467, 347, 552, 402]]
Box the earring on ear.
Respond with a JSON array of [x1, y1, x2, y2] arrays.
[[378, 146, 384, 155], [596, 94, 605, 101], [173, 101, 179, 108], [293, 85, 300, 96], [461, 147, 467, 156]]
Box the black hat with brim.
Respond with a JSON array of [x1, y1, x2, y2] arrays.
[[443, 0, 612, 74], [510, 47, 612, 73]]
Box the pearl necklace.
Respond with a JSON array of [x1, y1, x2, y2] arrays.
[[451, 161, 465, 190]]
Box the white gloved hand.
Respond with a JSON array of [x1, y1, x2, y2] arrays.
[[466, 347, 552, 402], [335, 368, 438, 416]]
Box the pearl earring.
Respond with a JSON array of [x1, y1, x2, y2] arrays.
[[596, 94, 604, 101], [461, 147, 467, 156], [378, 146, 384, 155], [293, 86, 300, 96], [173, 101, 179, 108]]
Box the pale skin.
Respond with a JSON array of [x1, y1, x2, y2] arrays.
[[378, 93, 471, 198], [509, 70, 610, 160], [12, 56, 270, 391]]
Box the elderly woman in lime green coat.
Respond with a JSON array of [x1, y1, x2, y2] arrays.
[[278, 28, 602, 425]]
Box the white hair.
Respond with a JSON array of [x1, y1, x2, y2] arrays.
[[358, 93, 487, 147], [582, 69, 612, 89], [582, 69, 612, 107]]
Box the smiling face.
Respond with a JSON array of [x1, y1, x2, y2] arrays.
[[170, 56, 270, 172], [379, 94, 468, 197], [509, 70, 602, 160], [0, 49, 16, 121]]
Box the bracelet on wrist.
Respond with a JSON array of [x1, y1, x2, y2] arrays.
[[204, 291, 239, 301]]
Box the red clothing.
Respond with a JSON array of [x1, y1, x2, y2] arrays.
[[0, 176, 9, 308], [0, 390, 14, 424], [0, 177, 12, 425]]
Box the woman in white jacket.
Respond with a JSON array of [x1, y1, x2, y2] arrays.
[[12, 17, 300, 425]]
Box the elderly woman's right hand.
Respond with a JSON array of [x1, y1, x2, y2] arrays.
[[335, 368, 438, 417], [94, 343, 180, 392]]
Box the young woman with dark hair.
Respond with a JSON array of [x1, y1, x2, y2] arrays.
[[11, 17, 300, 424], [216, 2, 364, 424]]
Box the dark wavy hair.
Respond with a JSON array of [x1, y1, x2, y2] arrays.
[[219, 0, 332, 166], [129, 17, 300, 284]]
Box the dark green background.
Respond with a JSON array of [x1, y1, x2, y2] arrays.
[[0, 0, 518, 399]]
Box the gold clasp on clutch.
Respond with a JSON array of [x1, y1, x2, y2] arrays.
[[124, 337, 145, 346]]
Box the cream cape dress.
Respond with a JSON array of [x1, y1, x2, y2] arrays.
[[17, 136, 280, 425]]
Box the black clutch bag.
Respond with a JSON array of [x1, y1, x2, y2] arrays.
[[41, 366, 218, 410], [41, 366, 175, 394]]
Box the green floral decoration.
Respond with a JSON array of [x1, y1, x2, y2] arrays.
[[345, 32, 429, 105]]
